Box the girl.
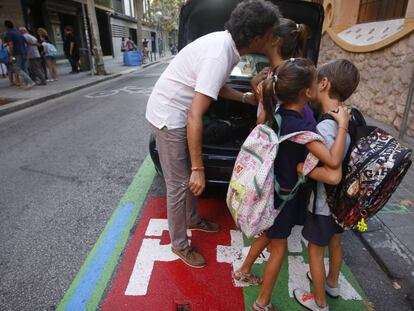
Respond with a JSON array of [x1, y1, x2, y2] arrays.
[[252, 18, 313, 125], [233, 58, 350, 311], [232, 19, 313, 286], [40, 34, 57, 82]]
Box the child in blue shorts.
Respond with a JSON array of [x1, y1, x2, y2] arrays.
[[294, 59, 360, 311]]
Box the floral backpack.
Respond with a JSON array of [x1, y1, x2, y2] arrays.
[[227, 112, 324, 238]]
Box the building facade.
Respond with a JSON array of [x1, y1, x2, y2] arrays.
[[318, 0, 414, 138]]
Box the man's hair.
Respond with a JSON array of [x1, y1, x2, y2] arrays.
[[225, 0, 281, 49], [317, 59, 360, 102], [4, 20, 14, 29]]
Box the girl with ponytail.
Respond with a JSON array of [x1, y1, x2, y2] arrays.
[[233, 58, 351, 311], [253, 18, 313, 124]]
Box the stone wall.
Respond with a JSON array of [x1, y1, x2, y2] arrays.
[[0, 0, 24, 32], [318, 33, 414, 138]]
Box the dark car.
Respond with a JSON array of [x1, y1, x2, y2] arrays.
[[149, 0, 324, 186]]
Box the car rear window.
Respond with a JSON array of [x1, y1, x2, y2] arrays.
[[230, 54, 270, 80]]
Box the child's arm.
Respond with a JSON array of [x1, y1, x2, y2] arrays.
[[297, 163, 342, 185], [306, 106, 350, 169]]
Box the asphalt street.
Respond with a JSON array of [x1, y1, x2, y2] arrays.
[[0, 61, 411, 310]]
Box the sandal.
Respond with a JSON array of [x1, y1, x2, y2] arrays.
[[251, 300, 276, 311], [232, 270, 262, 286]]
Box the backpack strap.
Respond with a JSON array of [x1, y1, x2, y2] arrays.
[[274, 131, 324, 210]]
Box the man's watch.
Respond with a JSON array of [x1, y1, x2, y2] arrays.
[[242, 92, 253, 104]]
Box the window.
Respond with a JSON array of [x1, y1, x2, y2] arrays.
[[113, 0, 123, 13], [230, 54, 269, 80], [358, 0, 408, 23]]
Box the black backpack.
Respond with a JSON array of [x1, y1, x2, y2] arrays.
[[315, 109, 412, 230]]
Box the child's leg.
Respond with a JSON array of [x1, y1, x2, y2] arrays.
[[308, 242, 328, 307], [239, 234, 270, 273], [256, 238, 287, 306], [51, 60, 57, 80], [327, 233, 342, 288]]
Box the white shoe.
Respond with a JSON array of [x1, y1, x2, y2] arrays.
[[294, 289, 330, 311], [306, 271, 340, 298]]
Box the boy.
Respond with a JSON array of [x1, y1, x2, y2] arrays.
[[146, 0, 281, 269], [294, 59, 360, 311]]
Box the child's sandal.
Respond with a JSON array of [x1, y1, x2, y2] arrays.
[[251, 300, 276, 311], [232, 270, 262, 286]]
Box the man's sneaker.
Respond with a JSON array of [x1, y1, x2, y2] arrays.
[[294, 289, 330, 311], [188, 219, 220, 232], [306, 271, 340, 298], [172, 246, 206, 268]]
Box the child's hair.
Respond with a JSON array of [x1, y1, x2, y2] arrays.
[[272, 18, 311, 59], [317, 59, 360, 102], [262, 58, 315, 124]]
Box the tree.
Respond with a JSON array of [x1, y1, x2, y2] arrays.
[[135, 0, 144, 50], [86, 0, 107, 75], [143, 0, 182, 34]]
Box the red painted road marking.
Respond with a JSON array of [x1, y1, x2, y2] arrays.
[[102, 197, 245, 311]]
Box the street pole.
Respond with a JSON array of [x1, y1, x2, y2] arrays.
[[81, 2, 94, 76], [399, 66, 414, 140], [86, 0, 107, 75], [135, 0, 144, 51]]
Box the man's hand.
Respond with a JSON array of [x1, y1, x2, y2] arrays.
[[189, 171, 206, 196]]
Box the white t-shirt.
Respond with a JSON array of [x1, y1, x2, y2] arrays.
[[309, 119, 351, 216], [23, 33, 40, 59], [146, 31, 240, 130]]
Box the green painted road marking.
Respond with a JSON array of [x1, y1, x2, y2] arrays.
[[57, 155, 156, 311], [242, 230, 369, 310], [380, 203, 409, 214]]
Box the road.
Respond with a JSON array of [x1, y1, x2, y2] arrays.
[[0, 61, 411, 311]]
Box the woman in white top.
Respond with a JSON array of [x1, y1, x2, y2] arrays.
[[251, 18, 312, 124]]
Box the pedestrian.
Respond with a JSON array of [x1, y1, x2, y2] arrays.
[[145, 0, 281, 269], [63, 26, 80, 73], [121, 37, 137, 52], [0, 37, 8, 78], [293, 60, 360, 311], [247, 58, 350, 311], [40, 34, 58, 81], [19, 27, 46, 85], [36, 27, 49, 80], [4, 20, 34, 89]]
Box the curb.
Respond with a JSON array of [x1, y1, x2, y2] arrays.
[[355, 216, 414, 308], [0, 59, 168, 118]]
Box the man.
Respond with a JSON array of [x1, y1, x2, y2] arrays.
[[4, 20, 34, 89], [146, 0, 281, 268], [19, 27, 46, 85], [63, 26, 79, 73]]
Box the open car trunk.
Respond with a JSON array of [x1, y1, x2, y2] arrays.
[[180, 0, 324, 152]]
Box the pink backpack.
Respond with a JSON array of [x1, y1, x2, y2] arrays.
[[227, 118, 323, 238]]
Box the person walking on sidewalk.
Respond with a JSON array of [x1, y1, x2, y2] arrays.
[[40, 34, 58, 82], [146, 0, 281, 269], [63, 26, 80, 74], [4, 20, 34, 89], [19, 27, 46, 85]]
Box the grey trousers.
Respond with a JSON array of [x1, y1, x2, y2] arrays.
[[152, 125, 201, 250], [28, 58, 46, 84]]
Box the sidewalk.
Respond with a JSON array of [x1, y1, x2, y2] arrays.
[[0, 53, 172, 117], [357, 115, 414, 307]]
